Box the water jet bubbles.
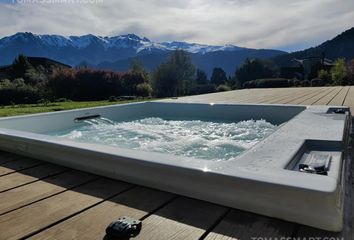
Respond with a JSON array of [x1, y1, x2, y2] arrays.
[[52, 117, 277, 161]]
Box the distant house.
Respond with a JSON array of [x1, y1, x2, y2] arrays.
[[280, 53, 334, 80], [0, 56, 71, 79]]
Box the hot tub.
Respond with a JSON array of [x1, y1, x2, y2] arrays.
[[0, 101, 350, 231]]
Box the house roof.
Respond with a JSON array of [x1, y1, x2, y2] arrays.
[[292, 57, 334, 66]]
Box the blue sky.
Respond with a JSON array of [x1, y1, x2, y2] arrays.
[[0, 0, 353, 52]]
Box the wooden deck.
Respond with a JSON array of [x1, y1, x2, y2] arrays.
[[0, 86, 354, 240], [163, 86, 354, 110]]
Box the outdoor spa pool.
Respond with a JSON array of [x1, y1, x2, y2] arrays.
[[50, 117, 278, 162], [0, 101, 351, 231]]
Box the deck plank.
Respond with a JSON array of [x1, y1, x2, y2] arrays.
[[312, 86, 342, 105], [284, 87, 326, 104], [299, 87, 336, 105], [0, 170, 96, 215], [134, 197, 227, 240], [261, 88, 314, 104], [204, 209, 297, 240], [0, 178, 132, 240], [0, 164, 67, 193], [236, 88, 285, 103], [215, 89, 259, 103], [343, 86, 354, 110], [0, 158, 43, 176], [259, 88, 306, 104], [328, 86, 350, 106], [29, 187, 175, 240], [166, 89, 254, 103], [245, 89, 301, 104]]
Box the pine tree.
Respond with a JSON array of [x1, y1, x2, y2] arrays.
[[196, 69, 208, 85], [11, 54, 34, 79], [210, 67, 227, 86]]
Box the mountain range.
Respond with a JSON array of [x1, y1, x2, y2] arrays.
[[1, 27, 354, 76], [0, 32, 285, 76], [273, 27, 354, 67]]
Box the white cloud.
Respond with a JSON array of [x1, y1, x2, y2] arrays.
[[0, 0, 353, 51]]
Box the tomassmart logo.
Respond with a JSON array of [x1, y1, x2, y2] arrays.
[[10, 0, 103, 4]]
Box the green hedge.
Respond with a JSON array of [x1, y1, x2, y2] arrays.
[[189, 84, 216, 95], [242, 78, 290, 88], [0, 79, 42, 104], [48, 68, 150, 101]]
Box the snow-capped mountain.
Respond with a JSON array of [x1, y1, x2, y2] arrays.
[[160, 41, 243, 54], [0, 32, 243, 57], [0, 32, 286, 76]]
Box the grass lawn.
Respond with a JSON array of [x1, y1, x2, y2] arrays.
[[0, 99, 154, 117]]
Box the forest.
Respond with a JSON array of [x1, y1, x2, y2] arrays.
[[0, 51, 353, 105]]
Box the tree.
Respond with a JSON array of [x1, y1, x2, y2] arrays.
[[130, 59, 150, 81], [49, 68, 148, 101], [227, 76, 237, 88], [121, 72, 148, 95], [136, 83, 153, 96], [318, 69, 332, 84], [210, 67, 227, 86], [10, 54, 34, 80], [153, 50, 196, 97], [347, 59, 354, 85], [196, 69, 208, 85], [0, 78, 41, 104], [235, 58, 278, 87], [129, 59, 152, 95], [24, 67, 46, 85], [331, 58, 348, 85]]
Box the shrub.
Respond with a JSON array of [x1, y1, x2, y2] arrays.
[[49, 69, 149, 101], [293, 79, 302, 87], [216, 84, 231, 92], [108, 96, 117, 102], [242, 80, 256, 88], [0, 78, 41, 104], [255, 78, 289, 88], [242, 78, 289, 89], [190, 84, 216, 95], [54, 98, 70, 102], [136, 83, 152, 97], [118, 96, 137, 100], [37, 99, 50, 105], [318, 69, 332, 84], [121, 72, 148, 95], [311, 78, 324, 87], [287, 79, 295, 87], [302, 80, 310, 87]]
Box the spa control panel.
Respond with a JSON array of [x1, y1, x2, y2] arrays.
[[298, 153, 331, 175]]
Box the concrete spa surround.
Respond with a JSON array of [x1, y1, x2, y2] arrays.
[[0, 101, 350, 231]]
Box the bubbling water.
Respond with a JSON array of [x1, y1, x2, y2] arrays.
[[52, 117, 278, 161]]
